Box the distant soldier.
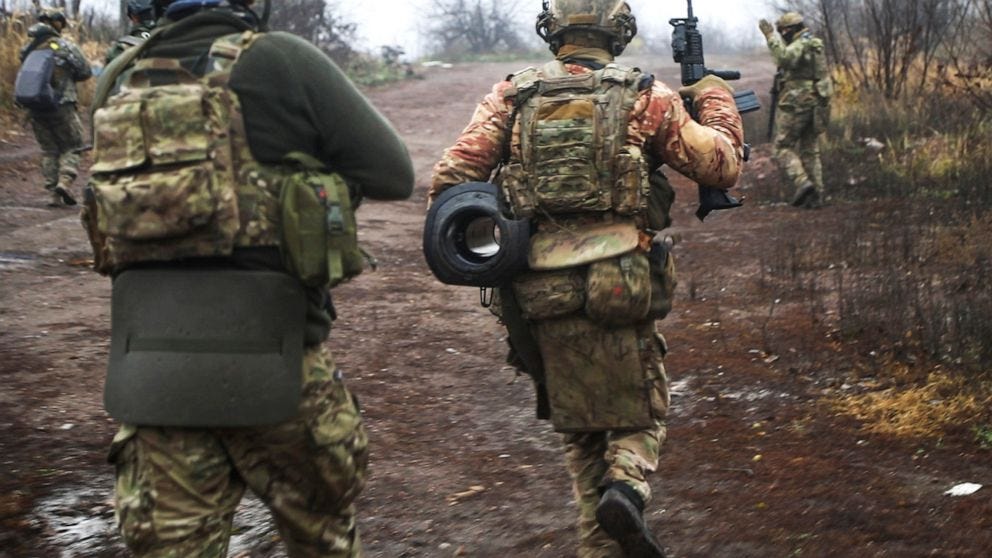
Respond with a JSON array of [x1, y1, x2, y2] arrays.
[[760, 12, 833, 209], [16, 7, 91, 207], [430, 1, 743, 556], [104, 0, 156, 64]]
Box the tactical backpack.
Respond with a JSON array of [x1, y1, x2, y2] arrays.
[[87, 30, 363, 287], [15, 46, 59, 111], [499, 61, 649, 220]]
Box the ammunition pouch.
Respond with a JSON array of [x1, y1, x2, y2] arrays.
[[104, 269, 307, 427]]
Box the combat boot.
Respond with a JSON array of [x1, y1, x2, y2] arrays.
[[802, 188, 822, 209], [595, 482, 666, 558], [790, 180, 816, 207]]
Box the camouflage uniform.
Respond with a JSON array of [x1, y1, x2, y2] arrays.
[[19, 23, 90, 204], [764, 24, 832, 205], [111, 347, 368, 557], [87, 4, 413, 557], [431, 46, 743, 557]]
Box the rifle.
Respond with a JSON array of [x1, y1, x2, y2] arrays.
[[670, 0, 761, 221], [767, 69, 782, 141]]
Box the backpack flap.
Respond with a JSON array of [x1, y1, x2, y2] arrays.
[[90, 100, 148, 173]]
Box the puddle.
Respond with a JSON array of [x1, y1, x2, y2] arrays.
[[34, 482, 287, 557], [0, 252, 36, 271]]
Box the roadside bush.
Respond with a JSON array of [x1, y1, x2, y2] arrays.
[[757, 79, 991, 439]]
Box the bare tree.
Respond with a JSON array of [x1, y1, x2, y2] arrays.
[[946, 0, 992, 114], [268, 0, 357, 65], [427, 0, 524, 56], [776, 0, 970, 97]]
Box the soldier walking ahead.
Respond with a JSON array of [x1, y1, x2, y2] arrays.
[[16, 7, 91, 207], [84, 0, 413, 555], [430, 1, 743, 556], [760, 12, 833, 209]]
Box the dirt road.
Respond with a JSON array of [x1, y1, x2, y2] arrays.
[[1, 56, 989, 558]]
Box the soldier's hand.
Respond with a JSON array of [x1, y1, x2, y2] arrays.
[[678, 75, 734, 102], [759, 19, 774, 38]]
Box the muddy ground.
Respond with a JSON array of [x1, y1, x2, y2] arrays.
[[1, 56, 989, 558]]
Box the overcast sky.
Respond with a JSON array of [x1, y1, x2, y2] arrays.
[[349, 0, 775, 56], [25, 0, 775, 56]]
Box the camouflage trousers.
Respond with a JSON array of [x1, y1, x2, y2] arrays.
[[773, 102, 825, 192], [28, 104, 85, 192], [549, 322, 670, 558], [109, 346, 369, 558]]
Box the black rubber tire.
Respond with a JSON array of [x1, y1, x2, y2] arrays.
[[423, 182, 530, 287]]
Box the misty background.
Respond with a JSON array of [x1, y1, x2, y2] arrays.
[[1, 0, 774, 57]]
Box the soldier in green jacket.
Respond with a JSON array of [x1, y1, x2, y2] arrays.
[[18, 7, 91, 207], [760, 12, 833, 209], [104, 0, 156, 64], [86, 1, 414, 556]]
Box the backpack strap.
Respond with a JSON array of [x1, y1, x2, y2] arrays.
[[501, 67, 541, 165]]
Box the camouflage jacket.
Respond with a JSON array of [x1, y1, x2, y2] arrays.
[[430, 50, 744, 203], [20, 23, 91, 106], [766, 29, 832, 106]]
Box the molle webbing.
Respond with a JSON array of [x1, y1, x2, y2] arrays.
[[89, 30, 285, 267], [500, 61, 647, 220]]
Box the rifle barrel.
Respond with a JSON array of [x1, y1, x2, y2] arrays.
[[708, 69, 741, 81]]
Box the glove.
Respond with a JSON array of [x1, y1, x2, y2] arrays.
[[678, 74, 734, 101], [759, 19, 774, 38]]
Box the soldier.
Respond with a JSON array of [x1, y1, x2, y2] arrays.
[[84, 0, 413, 556], [759, 12, 833, 209], [104, 0, 156, 64], [17, 7, 91, 207], [429, 1, 743, 556]]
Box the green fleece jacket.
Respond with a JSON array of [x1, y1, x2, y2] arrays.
[[93, 9, 414, 345]]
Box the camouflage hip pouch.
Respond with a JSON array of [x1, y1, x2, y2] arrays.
[[512, 249, 659, 328], [585, 251, 652, 327]]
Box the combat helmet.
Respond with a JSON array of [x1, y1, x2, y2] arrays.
[[151, 0, 264, 25], [37, 7, 68, 27], [776, 12, 804, 30], [536, 0, 638, 56], [126, 0, 157, 24]]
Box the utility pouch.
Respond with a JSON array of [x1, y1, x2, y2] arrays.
[[585, 252, 651, 327], [648, 239, 677, 320], [105, 269, 306, 427], [279, 152, 362, 287], [511, 269, 586, 320], [537, 317, 654, 432], [497, 162, 535, 219], [613, 147, 650, 216]]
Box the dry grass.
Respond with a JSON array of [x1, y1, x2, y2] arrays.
[[832, 368, 992, 439]]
